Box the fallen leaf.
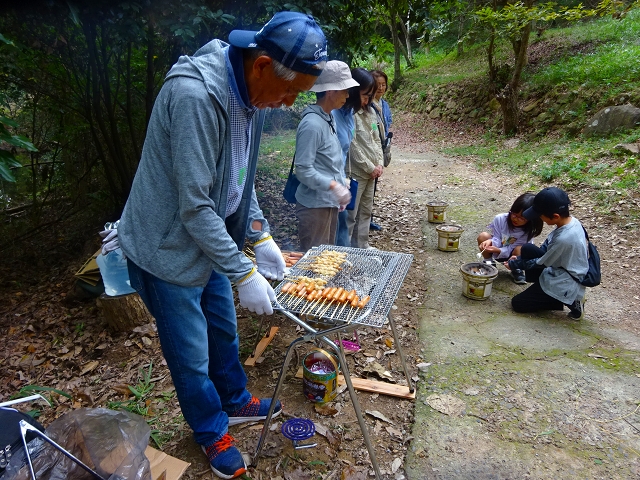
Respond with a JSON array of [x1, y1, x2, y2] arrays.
[[374, 421, 382, 434], [314, 422, 340, 447], [284, 467, 316, 480], [363, 362, 393, 381], [80, 360, 99, 375], [587, 353, 607, 359], [391, 457, 402, 473], [385, 425, 403, 439], [365, 410, 393, 423], [314, 404, 338, 416], [425, 394, 466, 416], [340, 465, 367, 480], [74, 390, 93, 404], [112, 384, 132, 396]]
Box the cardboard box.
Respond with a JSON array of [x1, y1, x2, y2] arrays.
[[145, 446, 190, 480]]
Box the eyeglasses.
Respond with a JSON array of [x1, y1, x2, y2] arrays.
[[510, 211, 526, 221]]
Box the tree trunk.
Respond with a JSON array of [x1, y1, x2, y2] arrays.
[[96, 292, 154, 332], [498, 0, 533, 135], [398, 14, 412, 64], [457, 13, 465, 56], [497, 85, 519, 135], [391, 19, 402, 87]]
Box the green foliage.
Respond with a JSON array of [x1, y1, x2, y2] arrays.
[[422, 0, 479, 51], [11, 385, 73, 416], [105, 362, 179, 448], [403, 2, 640, 93], [107, 363, 156, 416], [0, 118, 27, 182], [367, 34, 395, 62], [475, 0, 621, 37], [444, 130, 640, 215], [74, 322, 86, 336], [0, 2, 247, 213], [400, 43, 490, 87], [528, 8, 640, 90], [257, 130, 297, 178], [0, 110, 37, 183]]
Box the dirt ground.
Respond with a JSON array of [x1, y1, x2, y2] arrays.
[[1, 111, 639, 480]]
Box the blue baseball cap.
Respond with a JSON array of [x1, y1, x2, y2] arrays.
[[228, 12, 327, 77]]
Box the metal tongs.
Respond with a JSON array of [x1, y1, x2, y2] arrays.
[[19, 421, 106, 480]]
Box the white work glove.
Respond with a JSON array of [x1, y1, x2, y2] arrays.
[[253, 235, 286, 281], [330, 183, 351, 207], [99, 228, 120, 255], [236, 269, 276, 315]]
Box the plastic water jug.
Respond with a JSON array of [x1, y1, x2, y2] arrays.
[[96, 248, 135, 296]]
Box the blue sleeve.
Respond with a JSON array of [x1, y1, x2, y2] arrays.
[[333, 108, 353, 164], [382, 99, 392, 129]]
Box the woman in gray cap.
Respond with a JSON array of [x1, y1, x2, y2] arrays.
[[293, 61, 359, 250]]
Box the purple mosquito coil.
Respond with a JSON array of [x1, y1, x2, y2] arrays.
[[281, 418, 316, 441]]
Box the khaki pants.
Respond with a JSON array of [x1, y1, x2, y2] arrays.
[[296, 203, 338, 251], [346, 175, 375, 249]]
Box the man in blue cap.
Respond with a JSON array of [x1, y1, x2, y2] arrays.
[[118, 12, 326, 479]]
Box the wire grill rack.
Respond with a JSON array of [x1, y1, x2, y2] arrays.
[[273, 245, 413, 328]]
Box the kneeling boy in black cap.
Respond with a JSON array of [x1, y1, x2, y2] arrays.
[[508, 187, 589, 320]]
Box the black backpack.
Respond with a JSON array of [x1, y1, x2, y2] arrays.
[[565, 226, 601, 287]]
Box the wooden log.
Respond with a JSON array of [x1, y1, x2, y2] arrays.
[[96, 292, 154, 332]]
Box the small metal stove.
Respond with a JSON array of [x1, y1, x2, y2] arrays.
[[253, 246, 414, 480]]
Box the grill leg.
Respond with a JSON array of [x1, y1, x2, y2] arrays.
[[321, 338, 383, 480], [388, 312, 414, 393], [251, 336, 305, 467]]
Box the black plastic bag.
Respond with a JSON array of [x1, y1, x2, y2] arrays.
[[0, 407, 45, 478]]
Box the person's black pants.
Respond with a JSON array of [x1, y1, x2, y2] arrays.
[[511, 243, 565, 313]]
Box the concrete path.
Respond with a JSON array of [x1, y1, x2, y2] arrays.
[[387, 151, 640, 479]]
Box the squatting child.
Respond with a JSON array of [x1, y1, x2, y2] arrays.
[[477, 192, 543, 284], [507, 187, 589, 320]]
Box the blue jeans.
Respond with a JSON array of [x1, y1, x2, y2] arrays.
[[335, 209, 350, 246], [127, 260, 251, 446]]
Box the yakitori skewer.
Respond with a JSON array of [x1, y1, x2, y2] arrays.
[[346, 295, 370, 324], [335, 289, 356, 320]]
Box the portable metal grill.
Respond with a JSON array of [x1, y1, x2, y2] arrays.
[[273, 245, 413, 327], [253, 246, 414, 480]]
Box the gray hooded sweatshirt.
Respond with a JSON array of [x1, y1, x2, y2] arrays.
[[119, 40, 268, 286]]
